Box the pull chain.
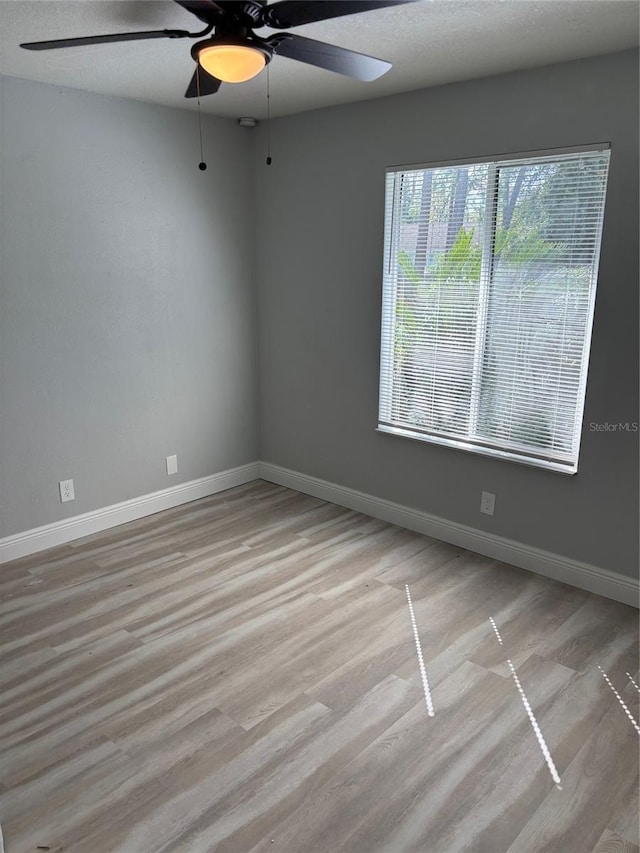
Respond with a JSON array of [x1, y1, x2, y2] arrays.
[[196, 65, 207, 171], [266, 64, 272, 166]]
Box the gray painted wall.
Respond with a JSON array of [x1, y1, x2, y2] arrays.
[[254, 50, 639, 578], [1, 76, 258, 537]]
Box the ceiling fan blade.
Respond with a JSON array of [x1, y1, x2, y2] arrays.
[[185, 67, 222, 98], [269, 34, 391, 81], [264, 0, 416, 29], [173, 0, 225, 23], [20, 29, 191, 51]]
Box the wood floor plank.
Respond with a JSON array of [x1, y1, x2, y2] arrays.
[[593, 829, 640, 852], [0, 480, 637, 852], [506, 694, 640, 853], [611, 782, 640, 846], [247, 661, 514, 853]]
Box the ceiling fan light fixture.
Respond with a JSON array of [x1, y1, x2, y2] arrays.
[[197, 43, 267, 83]]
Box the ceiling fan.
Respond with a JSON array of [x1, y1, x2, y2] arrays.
[[20, 0, 416, 98]]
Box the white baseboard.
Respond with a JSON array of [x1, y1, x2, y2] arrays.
[[0, 462, 260, 564], [3, 459, 637, 608], [259, 462, 639, 608]]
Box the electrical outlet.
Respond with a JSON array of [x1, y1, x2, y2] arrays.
[[59, 479, 75, 503], [480, 491, 495, 516], [166, 455, 178, 476]]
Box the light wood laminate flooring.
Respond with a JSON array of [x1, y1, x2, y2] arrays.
[[0, 481, 638, 852]]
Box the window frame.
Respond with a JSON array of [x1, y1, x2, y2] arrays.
[[378, 143, 611, 475]]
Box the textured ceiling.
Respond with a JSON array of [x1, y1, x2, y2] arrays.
[[0, 0, 638, 119]]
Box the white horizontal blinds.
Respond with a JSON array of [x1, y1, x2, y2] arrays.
[[379, 147, 610, 471], [379, 162, 489, 438], [476, 152, 610, 463]]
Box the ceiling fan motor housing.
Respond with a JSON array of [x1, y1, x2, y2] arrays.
[[234, 1, 270, 27]]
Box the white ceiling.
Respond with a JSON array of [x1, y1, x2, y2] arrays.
[[0, 0, 638, 119]]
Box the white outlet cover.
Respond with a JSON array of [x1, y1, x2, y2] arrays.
[[481, 491, 495, 516], [59, 478, 75, 503], [166, 455, 178, 476]]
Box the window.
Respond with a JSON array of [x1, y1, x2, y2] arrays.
[[379, 146, 610, 474]]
